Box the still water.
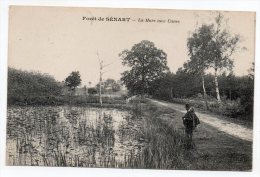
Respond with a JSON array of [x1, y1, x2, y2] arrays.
[[6, 106, 146, 167]]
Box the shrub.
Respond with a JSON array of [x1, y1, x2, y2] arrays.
[[8, 67, 62, 105], [171, 97, 246, 119], [212, 100, 244, 117]]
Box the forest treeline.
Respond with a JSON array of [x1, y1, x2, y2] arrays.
[[149, 68, 254, 120]]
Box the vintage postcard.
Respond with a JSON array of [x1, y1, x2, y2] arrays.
[[6, 6, 255, 171]]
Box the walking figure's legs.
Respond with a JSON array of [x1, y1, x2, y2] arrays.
[[185, 128, 194, 149]]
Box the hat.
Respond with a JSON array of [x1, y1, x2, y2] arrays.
[[185, 104, 190, 108]]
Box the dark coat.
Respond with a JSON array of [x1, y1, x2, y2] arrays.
[[182, 107, 200, 130]]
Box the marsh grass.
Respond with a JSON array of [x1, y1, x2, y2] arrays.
[[7, 106, 145, 167], [120, 102, 189, 169], [7, 100, 191, 169]]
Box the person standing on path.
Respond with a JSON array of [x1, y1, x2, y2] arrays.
[[182, 104, 200, 148]]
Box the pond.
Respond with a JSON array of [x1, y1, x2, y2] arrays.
[[6, 106, 147, 167]]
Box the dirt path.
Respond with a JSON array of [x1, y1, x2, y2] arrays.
[[149, 99, 253, 142], [148, 98, 253, 170]]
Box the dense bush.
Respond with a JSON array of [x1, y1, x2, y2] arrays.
[[170, 97, 244, 118], [8, 68, 63, 105], [87, 87, 98, 94], [7, 68, 127, 106]]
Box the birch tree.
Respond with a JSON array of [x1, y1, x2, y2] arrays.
[[186, 24, 214, 109], [187, 13, 240, 104], [209, 13, 240, 103]]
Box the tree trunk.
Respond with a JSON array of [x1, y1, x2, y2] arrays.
[[141, 72, 145, 100], [170, 87, 174, 100], [141, 55, 146, 100], [214, 68, 221, 103], [201, 75, 209, 110], [99, 75, 102, 107]]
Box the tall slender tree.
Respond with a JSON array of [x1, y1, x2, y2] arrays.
[[186, 13, 240, 104], [209, 13, 240, 103], [186, 24, 214, 109]]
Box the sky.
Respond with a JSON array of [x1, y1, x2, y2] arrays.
[[8, 6, 255, 86]]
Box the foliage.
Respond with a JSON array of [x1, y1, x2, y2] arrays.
[[248, 62, 254, 80], [96, 78, 122, 93], [149, 65, 254, 120], [208, 13, 240, 102], [148, 72, 175, 100], [103, 79, 121, 92], [8, 67, 62, 105], [186, 24, 216, 109], [120, 40, 169, 96], [65, 71, 82, 91], [151, 69, 202, 99], [209, 13, 240, 72], [185, 13, 240, 103], [186, 24, 214, 75], [88, 87, 98, 95]]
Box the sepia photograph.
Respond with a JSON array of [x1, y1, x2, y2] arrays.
[[5, 5, 255, 171]]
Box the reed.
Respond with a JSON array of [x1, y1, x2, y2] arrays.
[[7, 102, 189, 169]]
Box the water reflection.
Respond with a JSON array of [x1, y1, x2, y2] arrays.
[[6, 106, 147, 167]]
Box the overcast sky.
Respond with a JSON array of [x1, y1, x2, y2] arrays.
[[8, 6, 255, 86]]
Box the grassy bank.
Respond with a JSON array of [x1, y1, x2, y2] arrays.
[[124, 102, 187, 169], [125, 99, 252, 170]]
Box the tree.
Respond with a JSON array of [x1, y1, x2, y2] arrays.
[[103, 78, 121, 92], [248, 62, 255, 80], [120, 40, 169, 97], [95, 83, 104, 94], [218, 71, 237, 100], [149, 67, 204, 101], [186, 13, 240, 104], [149, 72, 175, 100], [114, 80, 123, 92], [65, 71, 81, 93], [186, 24, 215, 109], [88, 87, 97, 95], [209, 13, 240, 103], [237, 62, 254, 119]]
